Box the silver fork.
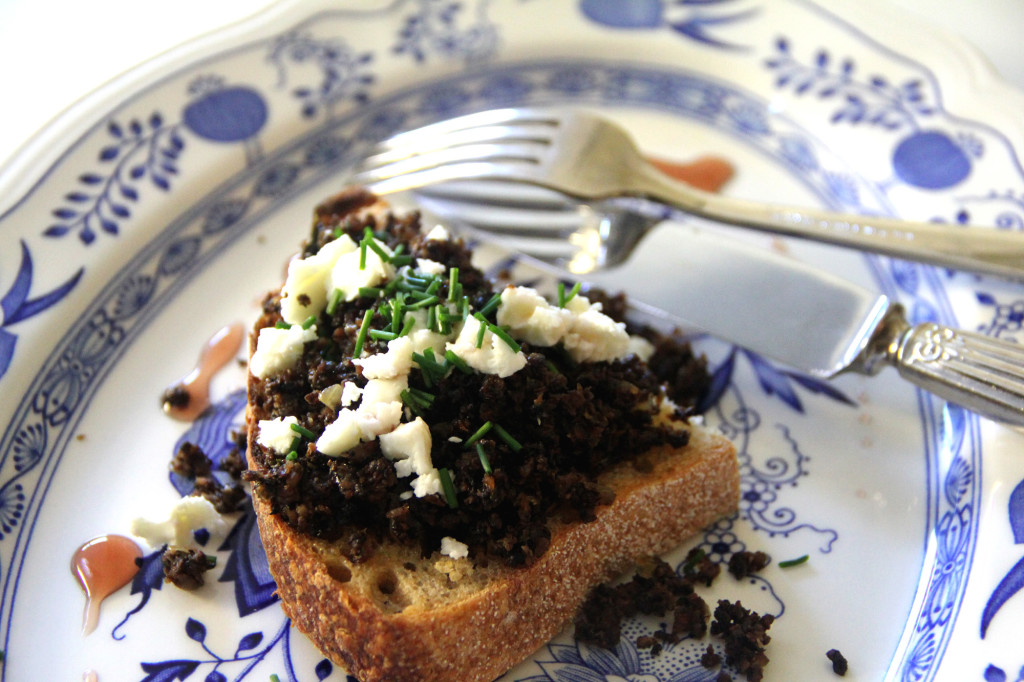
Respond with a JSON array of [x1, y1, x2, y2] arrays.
[[353, 107, 1024, 280]]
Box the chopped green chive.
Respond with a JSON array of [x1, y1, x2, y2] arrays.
[[406, 288, 436, 301], [274, 320, 290, 329], [289, 422, 317, 440], [412, 348, 448, 387], [448, 267, 460, 302], [557, 281, 582, 308], [301, 315, 317, 330], [777, 554, 809, 568], [366, 239, 389, 261], [427, 304, 439, 333], [358, 286, 383, 298], [438, 467, 458, 508], [478, 292, 501, 319], [369, 329, 397, 341], [391, 254, 413, 267], [353, 308, 373, 357], [400, 314, 415, 336], [406, 295, 439, 310], [445, 350, 471, 374], [359, 234, 368, 270], [476, 442, 493, 474], [285, 450, 299, 461], [492, 423, 523, 452], [270, 675, 281, 682], [390, 294, 406, 333], [474, 314, 488, 348], [464, 421, 493, 447], [206, 554, 218, 568], [401, 388, 435, 416], [487, 323, 521, 353], [288, 436, 302, 454], [326, 288, 344, 315]]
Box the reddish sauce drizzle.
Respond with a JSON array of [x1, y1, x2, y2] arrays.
[[162, 322, 246, 421], [71, 535, 142, 635], [646, 155, 735, 193]]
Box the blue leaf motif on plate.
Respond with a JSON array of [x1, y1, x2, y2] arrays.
[[765, 39, 933, 131], [139, 660, 200, 682], [218, 505, 279, 616], [46, 113, 186, 244], [113, 549, 167, 640], [169, 389, 246, 496], [980, 476, 1024, 637], [0, 240, 84, 380], [139, 620, 293, 682], [186, 618, 208, 642]]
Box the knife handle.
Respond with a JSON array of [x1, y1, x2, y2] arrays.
[[890, 322, 1024, 426]]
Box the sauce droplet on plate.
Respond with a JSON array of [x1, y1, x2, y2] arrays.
[[71, 535, 142, 635], [162, 322, 245, 421], [646, 155, 734, 193]]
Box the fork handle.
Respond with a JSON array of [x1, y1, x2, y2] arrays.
[[635, 165, 1024, 280]]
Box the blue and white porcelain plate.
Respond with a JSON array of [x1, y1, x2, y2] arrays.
[[2, 1, 1024, 680]]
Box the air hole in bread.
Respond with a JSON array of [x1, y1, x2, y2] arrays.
[[374, 570, 411, 611], [376, 570, 398, 595], [327, 563, 352, 584]]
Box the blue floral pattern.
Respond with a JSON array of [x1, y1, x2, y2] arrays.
[[0, 0, 1020, 679]]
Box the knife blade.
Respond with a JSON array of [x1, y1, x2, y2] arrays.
[[425, 208, 1024, 427]]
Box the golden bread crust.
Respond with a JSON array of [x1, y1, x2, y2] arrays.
[[248, 403, 737, 682]]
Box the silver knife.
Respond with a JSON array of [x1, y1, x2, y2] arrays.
[[417, 200, 1024, 426]]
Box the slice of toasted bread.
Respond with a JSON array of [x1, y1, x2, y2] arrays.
[[245, 189, 738, 681], [247, 424, 736, 682]]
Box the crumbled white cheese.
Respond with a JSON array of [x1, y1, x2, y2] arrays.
[[316, 409, 362, 456], [130, 496, 226, 549], [627, 335, 655, 362], [409, 328, 448, 356], [361, 377, 408, 406], [411, 468, 444, 497], [497, 286, 572, 346], [563, 307, 630, 362], [440, 536, 469, 560], [279, 234, 357, 325], [355, 400, 404, 440], [329, 236, 396, 302], [379, 417, 433, 479], [446, 315, 527, 378], [340, 381, 363, 407], [355, 335, 415, 377], [424, 224, 450, 241], [415, 258, 447, 276], [496, 286, 630, 363], [257, 416, 300, 454], [250, 324, 318, 378]]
